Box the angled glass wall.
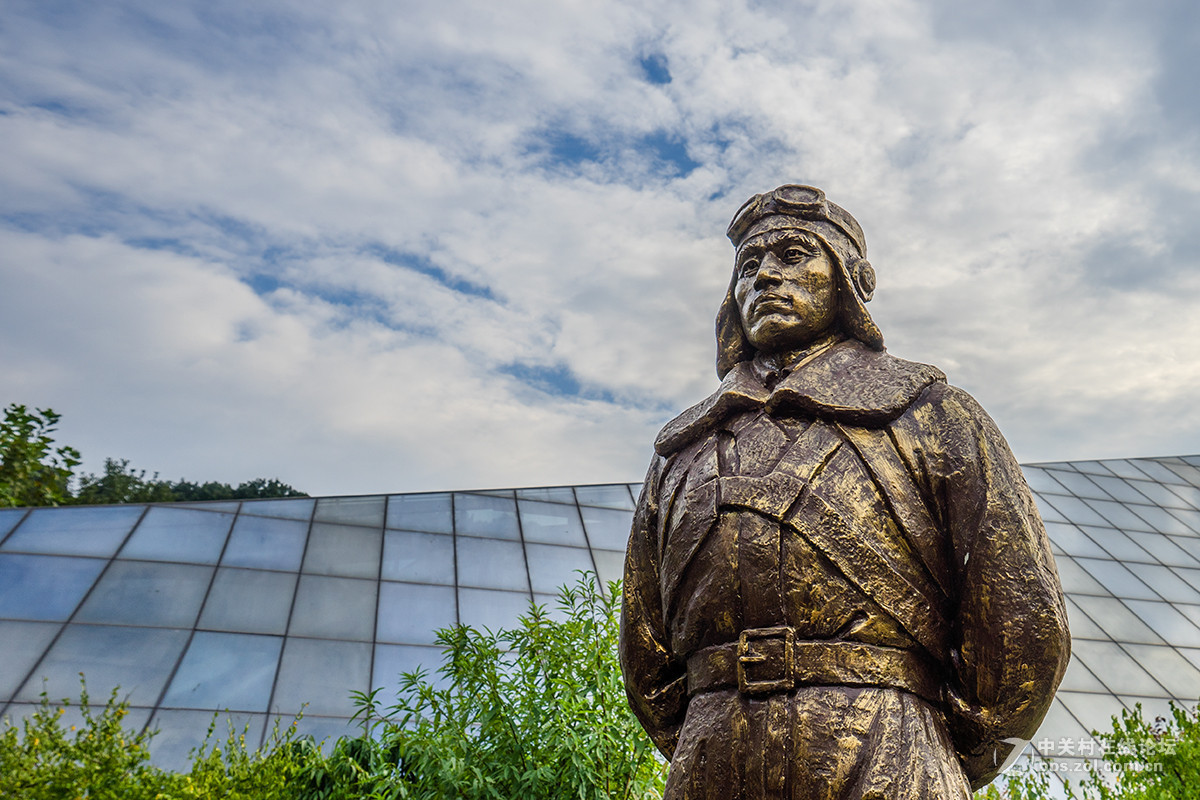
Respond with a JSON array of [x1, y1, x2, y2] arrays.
[[2, 456, 1199, 777]]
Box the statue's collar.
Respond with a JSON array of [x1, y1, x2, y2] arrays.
[[654, 339, 946, 456]]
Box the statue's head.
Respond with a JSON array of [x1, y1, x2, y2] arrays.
[[716, 185, 883, 378]]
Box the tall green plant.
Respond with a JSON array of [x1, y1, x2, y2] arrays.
[[380, 573, 667, 800]]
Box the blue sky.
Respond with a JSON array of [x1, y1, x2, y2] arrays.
[[2, 0, 1198, 494]]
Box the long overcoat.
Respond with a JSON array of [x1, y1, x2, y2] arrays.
[[620, 339, 1070, 799]]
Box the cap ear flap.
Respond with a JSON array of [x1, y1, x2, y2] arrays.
[[716, 277, 753, 378], [837, 256, 884, 351]]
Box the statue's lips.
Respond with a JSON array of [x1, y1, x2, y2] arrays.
[[750, 295, 796, 316]]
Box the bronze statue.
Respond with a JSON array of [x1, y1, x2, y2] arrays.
[[620, 185, 1070, 798]]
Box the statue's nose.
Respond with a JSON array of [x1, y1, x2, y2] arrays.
[[754, 254, 784, 288]]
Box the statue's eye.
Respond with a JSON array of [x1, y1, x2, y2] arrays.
[[739, 258, 760, 277], [782, 246, 810, 263]]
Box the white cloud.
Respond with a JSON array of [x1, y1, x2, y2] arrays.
[[1, 0, 1198, 493]]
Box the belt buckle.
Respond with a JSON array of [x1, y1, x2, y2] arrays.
[[736, 626, 795, 695]]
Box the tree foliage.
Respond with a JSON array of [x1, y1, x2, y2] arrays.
[[978, 701, 1200, 799], [0, 404, 81, 508], [0, 403, 305, 506], [74, 458, 306, 505]]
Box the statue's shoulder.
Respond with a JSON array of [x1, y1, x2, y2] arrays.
[[654, 340, 946, 456]]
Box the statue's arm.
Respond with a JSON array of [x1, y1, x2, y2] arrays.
[[619, 455, 688, 760], [893, 382, 1070, 788]]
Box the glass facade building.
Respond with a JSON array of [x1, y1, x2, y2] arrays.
[[2, 455, 1200, 775]]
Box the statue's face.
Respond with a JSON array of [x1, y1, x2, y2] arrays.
[[734, 223, 838, 354]]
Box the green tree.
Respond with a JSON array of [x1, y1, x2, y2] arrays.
[[977, 700, 1200, 799], [376, 573, 667, 800], [74, 458, 307, 504], [0, 404, 80, 507]]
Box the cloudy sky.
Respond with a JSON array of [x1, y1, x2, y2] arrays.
[[2, 0, 1198, 495]]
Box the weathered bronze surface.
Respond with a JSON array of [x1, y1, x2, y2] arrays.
[[620, 185, 1070, 798]]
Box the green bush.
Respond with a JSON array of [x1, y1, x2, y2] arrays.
[[0, 575, 665, 799]]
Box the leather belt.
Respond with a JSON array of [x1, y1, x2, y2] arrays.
[[686, 626, 943, 705]]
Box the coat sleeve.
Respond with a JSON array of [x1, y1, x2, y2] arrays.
[[619, 454, 689, 760], [891, 382, 1071, 790]]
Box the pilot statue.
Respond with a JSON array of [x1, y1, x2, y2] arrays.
[[620, 185, 1069, 799]]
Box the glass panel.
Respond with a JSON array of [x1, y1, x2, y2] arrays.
[[1125, 532, 1200, 567], [1058, 654, 1108, 693], [287, 576, 377, 641], [516, 487, 576, 504], [1165, 483, 1200, 510], [1052, 556, 1109, 596], [1064, 596, 1108, 640], [591, 549, 626, 586], [1043, 522, 1107, 558], [1071, 460, 1117, 476], [455, 537, 528, 591], [314, 496, 385, 528], [15, 624, 190, 706], [381, 530, 454, 585], [518, 500, 586, 546], [1044, 470, 1110, 500], [1122, 600, 1200, 647], [1031, 495, 1067, 523], [1078, 527, 1154, 563], [199, 568, 297, 635], [1177, 604, 1200, 631], [574, 485, 635, 510], [386, 493, 452, 534], [1125, 480, 1190, 510], [1119, 643, 1200, 699], [1173, 567, 1200, 594], [272, 638, 371, 717], [240, 497, 314, 521], [119, 507, 234, 564], [1125, 504, 1194, 535], [268, 714, 354, 751], [1165, 507, 1200, 534], [1083, 500, 1154, 532], [525, 543, 594, 594], [2, 506, 143, 557], [579, 506, 635, 551], [1130, 460, 1186, 484], [373, 643, 447, 692], [221, 515, 308, 572], [1056, 691, 1129, 736], [376, 582, 457, 645], [0, 554, 106, 621], [454, 494, 520, 539], [1070, 640, 1168, 696], [1039, 495, 1111, 527], [172, 501, 242, 513], [1031, 699, 1091, 752], [148, 709, 265, 771], [1163, 461, 1200, 486], [1124, 563, 1200, 604], [0, 620, 61, 700], [1103, 460, 1156, 480], [1075, 558, 1157, 600], [161, 632, 283, 711], [1086, 475, 1154, 504], [1020, 468, 1069, 495], [302, 522, 381, 579], [458, 588, 531, 632], [1073, 596, 1163, 643], [76, 561, 213, 628], [0, 508, 28, 540]]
